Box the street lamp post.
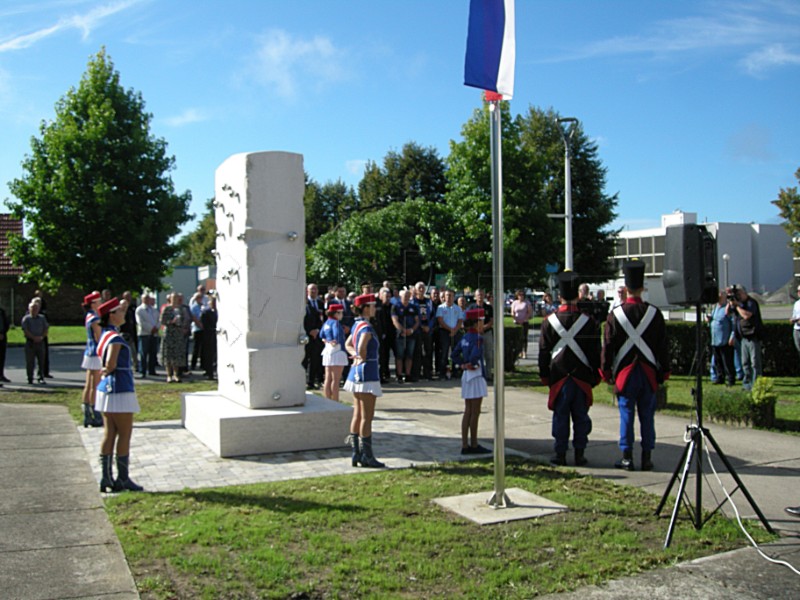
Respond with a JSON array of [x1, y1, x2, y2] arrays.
[[555, 117, 578, 271], [722, 253, 730, 289]]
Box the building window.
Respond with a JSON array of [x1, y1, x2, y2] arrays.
[[628, 238, 640, 255], [642, 237, 653, 254], [654, 235, 665, 253]]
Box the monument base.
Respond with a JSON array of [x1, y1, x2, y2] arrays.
[[182, 391, 352, 458]]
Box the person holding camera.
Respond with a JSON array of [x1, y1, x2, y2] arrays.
[[727, 284, 763, 392], [707, 290, 736, 386]]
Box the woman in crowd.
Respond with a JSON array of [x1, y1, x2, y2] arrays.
[[160, 292, 187, 382], [451, 308, 491, 455], [81, 291, 104, 427], [95, 297, 143, 493], [320, 303, 348, 401], [344, 294, 386, 468], [510, 290, 533, 360]]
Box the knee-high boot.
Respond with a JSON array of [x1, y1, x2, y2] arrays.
[[358, 436, 386, 469], [99, 455, 115, 493], [91, 405, 104, 428], [114, 455, 144, 492], [346, 433, 360, 467]]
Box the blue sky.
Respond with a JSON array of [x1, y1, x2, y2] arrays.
[[0, 0, 798, 236]]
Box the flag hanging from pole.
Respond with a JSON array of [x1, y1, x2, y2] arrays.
[[464, 0, 515, 99]]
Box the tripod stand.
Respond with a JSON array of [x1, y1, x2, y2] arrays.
[[655, 303, 774, 548]]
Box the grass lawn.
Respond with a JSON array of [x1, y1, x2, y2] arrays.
[[7, 325, 86, 346], [0, 378, 217, 423], [105, 457, 773, 600]]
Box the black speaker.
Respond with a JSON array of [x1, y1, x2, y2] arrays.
[[663, 224, 718, 305]]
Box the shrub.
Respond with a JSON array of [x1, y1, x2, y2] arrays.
[[702, 377, 777, 428], [665, 321, 800, 377], [750, 377, 777, 428], [703, 386, 752, 426]]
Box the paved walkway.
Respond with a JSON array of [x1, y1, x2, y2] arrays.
[[2, 343, 800, 598]]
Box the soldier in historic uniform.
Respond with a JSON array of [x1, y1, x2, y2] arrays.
[[538, 271, 601, 467], [601, 260, 670, 471]]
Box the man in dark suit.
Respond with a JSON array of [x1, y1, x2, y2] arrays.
[[303, 283, 325, 390]]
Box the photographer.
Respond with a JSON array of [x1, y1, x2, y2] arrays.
[[727, 284, 763, 391]]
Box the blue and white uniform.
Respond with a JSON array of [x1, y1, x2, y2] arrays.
[[451, 330, 488, 399], [95, 327, 140, 414], [81, 310, 102, 370], [343, 318, 382, 396], [320, 317, 349, 367]]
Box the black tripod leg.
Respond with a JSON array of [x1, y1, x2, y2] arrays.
[[664, 437, 698, 549], [656, 436, 692, 515], [704, 430, 775, 534]]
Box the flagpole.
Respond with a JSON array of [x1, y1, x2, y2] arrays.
[[487, 96, 510, 509]]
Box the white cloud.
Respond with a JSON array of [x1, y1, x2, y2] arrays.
[[162, 108, 209, 128], [741, 43, 800, 75], [539, 1, 800, 75], [0, 0, 142, 52], [248, 28, 349, 99], [345, 159, 367, 176]]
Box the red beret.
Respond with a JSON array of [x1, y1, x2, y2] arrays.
[[465, 308, 485, 320], [328, 303, 344, 312], [84, 292, 101, 305], [97, 297, 120, 317], [354, 294, 376, 307]]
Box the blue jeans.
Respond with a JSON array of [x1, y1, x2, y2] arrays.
[[617, 365, 656, 452], [551, 378, 592, 454], [740, 337, 762, 391]]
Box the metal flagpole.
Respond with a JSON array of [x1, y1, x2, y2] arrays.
[[487, 95, 510, 509]]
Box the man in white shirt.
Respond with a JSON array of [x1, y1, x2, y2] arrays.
[[136, 291, 160, 378], [791, 285, 800, 360], [436, 290, 464, 380]]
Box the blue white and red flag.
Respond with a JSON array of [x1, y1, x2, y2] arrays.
[[464, 0, 515, 99]]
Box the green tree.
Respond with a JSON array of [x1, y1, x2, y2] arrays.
[[6, 48, 191, 293], [773, 167, 800, 256], [358, 141, 446, 208], [442, 103, 618, 290], [304, 176, 358, 242], [307, 200, 441, 289], [174, 198, 216, 266]]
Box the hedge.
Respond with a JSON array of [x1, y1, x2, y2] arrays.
[[665, 321, 800, 377]]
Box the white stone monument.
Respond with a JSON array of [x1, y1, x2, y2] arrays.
[[182, 151, 351, 457]]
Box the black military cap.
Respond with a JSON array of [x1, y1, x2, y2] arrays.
[[558, 270, 580, 301], [623, 259, 645, 290]]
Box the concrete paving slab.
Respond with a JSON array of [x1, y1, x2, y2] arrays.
[[0, 508, 118, 552], [2, 545, 139, 600], [0, 432, 81, 450], [434, 487, 567, 525], [0, 483, 103, 514]]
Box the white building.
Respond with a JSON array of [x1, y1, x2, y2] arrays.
[[611, 211, 793, 307]]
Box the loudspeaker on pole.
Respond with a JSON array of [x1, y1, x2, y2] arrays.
[[662, 224, 719, 305]]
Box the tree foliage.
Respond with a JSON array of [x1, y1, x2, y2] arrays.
[[773, 166, 800, 256], [358, 142, 446, 208], [6, 48, 191, 293], [304, 176, 358, 242], [440, 103, 618, 290], [174, 198, 216, 266], [307, 200, 441, 289]]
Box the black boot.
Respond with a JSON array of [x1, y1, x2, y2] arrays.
[[615, 449, 634, 471], [91, 406, 104, 428], [83, 404, 94, 428], [114, 455, 144, 492], [549, 453, 566, 466], [346, 433, 361, 467], [99, 455, 115, 493], [574, 448, 588, 466], [359, 436, 386, 469], [641, 451, 654, 471]]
